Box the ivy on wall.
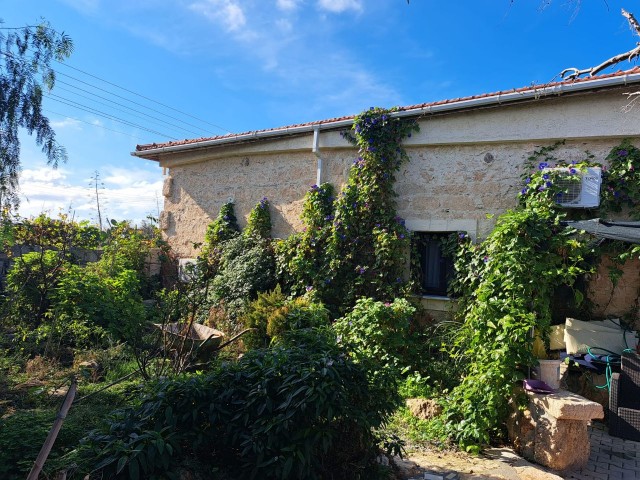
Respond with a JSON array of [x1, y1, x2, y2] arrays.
[[276, 107, 419, 313], [442, 140, 640, 448]]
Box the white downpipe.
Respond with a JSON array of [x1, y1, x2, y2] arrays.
[[313, 126, 322, 185]]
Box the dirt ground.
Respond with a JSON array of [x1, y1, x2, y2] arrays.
[[392, 446, 564, 480]]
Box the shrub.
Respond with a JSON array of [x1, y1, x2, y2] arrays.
[[333, 297, 423, 375], [212, 235, 276, 319], [243, 197, 271, 239], [242, 286, 330, 349], [77, 329, 399, 480], [3, 250, 69, 328], [51, 265, 146, 346]]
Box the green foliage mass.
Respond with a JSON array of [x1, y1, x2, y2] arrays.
[[443, 180, 592, 447], [242, 286, 330, 349], [78, 329, 399, 480], [51, 265, 145, 346], [275, 183, 335, 299], [2, 216, 153, 357], [205, 202, 240, 245], [276, 108, 418, 313], [334, 297, 422, 375], [244, 197, 271, 239], [4, 250, 69, 329], [211, 234, 276, 318], [600, 140, 640, 219]]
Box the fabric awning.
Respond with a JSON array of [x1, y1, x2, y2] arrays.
[[562, 218, 640, 244]]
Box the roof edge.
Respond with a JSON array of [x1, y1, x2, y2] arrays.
[[132, 69, 640, 160]]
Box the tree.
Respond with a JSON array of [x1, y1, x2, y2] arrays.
[[0, 20, 73, 210]]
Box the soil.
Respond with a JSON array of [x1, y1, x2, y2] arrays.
[[392, 446, 563, 480]]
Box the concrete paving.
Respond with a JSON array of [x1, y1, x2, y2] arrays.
[[565, 422, 640, 480], [401, 421, 640, 480]]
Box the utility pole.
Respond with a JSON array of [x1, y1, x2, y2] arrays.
[[91, 170, 104, 231]]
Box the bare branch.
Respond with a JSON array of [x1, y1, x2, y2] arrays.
[[622, 8, 640, 37], [559, 9, 640, 80]]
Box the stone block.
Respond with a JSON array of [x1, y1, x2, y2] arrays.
[[533, 413, 590, 471], [509, 389, 604, 472], [529, 390, 604, 421]]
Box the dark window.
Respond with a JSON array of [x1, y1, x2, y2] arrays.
[[414, 232, 456, 296]]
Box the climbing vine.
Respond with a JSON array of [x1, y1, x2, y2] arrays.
[[442, 139, 640, 447], [276, 107, 419, 313], [276, 183, 335, 299], [244, 197, 272, 239], [600, 140, 640, 220]]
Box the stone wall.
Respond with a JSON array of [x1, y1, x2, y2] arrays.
[[157, 88, 640, 258], [151, 88, 640, 317]]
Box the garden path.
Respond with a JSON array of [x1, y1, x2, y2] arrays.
[[396, 421, 640, 480]]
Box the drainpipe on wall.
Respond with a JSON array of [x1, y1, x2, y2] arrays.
[[312, 125, 322, 185]]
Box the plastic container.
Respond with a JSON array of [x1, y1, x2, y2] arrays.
[[535, 359, 563, 390]]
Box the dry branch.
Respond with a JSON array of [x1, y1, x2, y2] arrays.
[[560, 8, 640, 80]]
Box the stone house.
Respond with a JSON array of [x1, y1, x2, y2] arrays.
[[133, 68, 640, 320]]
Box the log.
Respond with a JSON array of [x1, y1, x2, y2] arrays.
[[26, 377, 77, 480]]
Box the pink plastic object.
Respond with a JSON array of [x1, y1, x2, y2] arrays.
[[523, 379, 555, 394]]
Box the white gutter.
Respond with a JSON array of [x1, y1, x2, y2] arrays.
[[132, 72, 639, 159], [312, 125, 322, 185]]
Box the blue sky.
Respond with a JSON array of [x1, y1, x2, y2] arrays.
[[3, 0, 639, 224]]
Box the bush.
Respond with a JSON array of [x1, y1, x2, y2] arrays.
[[3, 250, 70, 328], [244, 197, 271, 239], [77, 329, 399, 480], [242, 286, 330, 349], [51, 265, 146, 346], [334, 297, 424, 375], [212, 235, 276, 318]]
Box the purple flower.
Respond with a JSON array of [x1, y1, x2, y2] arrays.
[[459, 233, 467, 239], [399, 234, 405, 239], [525, 177, 531, 184], [358, 267, 365, 275], [542, 174, 549, 180], [305, 286, 313, 292], [569, 168, 577, 175], [521, 188, 528, 195], [483, 256, 490, 263], [618, 149, 629, 157], [545, 181, 553, 188], [538, 162, 548, 170]]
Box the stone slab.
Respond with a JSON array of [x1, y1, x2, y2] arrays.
[[528, 389, 604, 421]]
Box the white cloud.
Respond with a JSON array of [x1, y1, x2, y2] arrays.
[[18, 164, 163, 225], [276, 0, 301, 11], [189, 0, 247, 32], [50, 118, 82, 130], [317, 0, 362, 14], [275, 18, 293, 33], [21, 166, 68, 183], [59, 0, 101, 14]]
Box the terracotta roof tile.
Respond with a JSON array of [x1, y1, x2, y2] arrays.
[[136, 67, 640, 153]]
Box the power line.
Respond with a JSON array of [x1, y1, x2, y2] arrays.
[[45, 94, 178, 140], [56, 61, 231, 134], [43, 109, 148, 140], [55, 70, 216, 138], [5, 24, 232, 134], [54, 82, 204, 137], [2, 47, 232, 140]]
